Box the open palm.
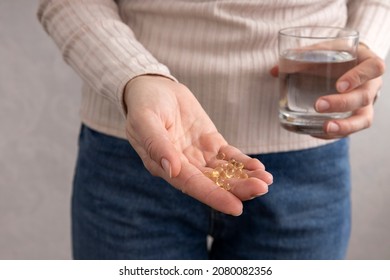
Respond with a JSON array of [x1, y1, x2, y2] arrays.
[[124, 76, 272, 216]]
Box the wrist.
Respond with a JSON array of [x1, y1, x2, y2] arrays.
[[123, 74, 176, 115]]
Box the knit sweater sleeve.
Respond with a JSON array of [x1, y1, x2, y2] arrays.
[[37, 0, 177, 116]]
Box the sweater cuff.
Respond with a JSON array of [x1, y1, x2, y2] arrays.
[[116, 70, 178, 119]]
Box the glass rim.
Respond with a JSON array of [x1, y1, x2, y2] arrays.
[[278, 26, 359, 39]]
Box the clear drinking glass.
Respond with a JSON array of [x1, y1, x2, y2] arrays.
[[278, 26, 359, 135]]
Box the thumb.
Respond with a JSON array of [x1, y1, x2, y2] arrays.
[[128, 114, 181, 178]]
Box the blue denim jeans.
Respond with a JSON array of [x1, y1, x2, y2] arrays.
[[72, 125, 351, 260]]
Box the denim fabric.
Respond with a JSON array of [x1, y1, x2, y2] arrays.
[[72, 125, 351, 260]]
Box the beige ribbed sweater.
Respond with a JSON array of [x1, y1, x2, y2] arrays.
[[38, 0, 390, 154]]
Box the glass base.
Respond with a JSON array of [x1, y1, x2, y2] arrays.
[[279, 110, 351, 135]]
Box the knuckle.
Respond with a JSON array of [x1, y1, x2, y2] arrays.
[[143, 136, 156, 160], [361, 118, 372, 131], [360, 89, 372, 107], [348, 71, 361, 86], [334, 119, 354, 136], [365, 113, 374, 129], [337, 96, 350, 111], [356, 68, 369, 84], [338, 121, 352, 135], [341, 115, 373, 135], [373, 57, 386, 75]]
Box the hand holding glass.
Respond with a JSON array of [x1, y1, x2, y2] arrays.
[[278, 26, 359, 135]]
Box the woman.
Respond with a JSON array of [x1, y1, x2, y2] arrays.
[[38, 0, 389, 259]]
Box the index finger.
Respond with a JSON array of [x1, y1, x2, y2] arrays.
[[336, 47, 386, 92], [170, 161, 244, 216]]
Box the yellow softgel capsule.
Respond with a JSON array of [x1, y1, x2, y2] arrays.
[[234, 161, 244, 170], [224, 167, 235, 179], [216, 152, 226, 160], [210, 170, 220, 178], [227, 162, 234, 169], [222, 182, 231, 191], [215, 177, 226, 187], [233, 169, 243, 178], [215, 166, 224, 173], [204, 156, 247, 189], [218, 170, 225, 178]]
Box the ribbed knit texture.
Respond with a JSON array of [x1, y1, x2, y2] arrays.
[[38, 0, 390, 154]]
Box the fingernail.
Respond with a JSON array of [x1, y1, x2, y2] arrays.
[[316, 99, 330, 112], [266, 174, 274, 185], [327, 122, 340, 133], [337, 81, 350, 92], [249, 194, 264, 200], [161, 158, 172, 178], [251, 189, 269, 200], [232, 209, 243, 217]]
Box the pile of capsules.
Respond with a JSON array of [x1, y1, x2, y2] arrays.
[[204, 152, 248, 191]]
